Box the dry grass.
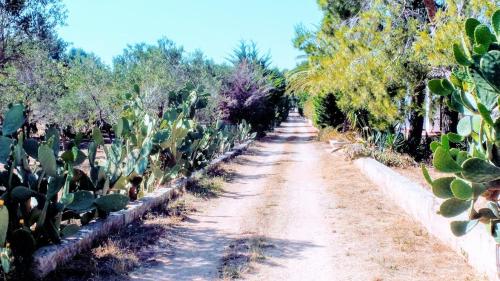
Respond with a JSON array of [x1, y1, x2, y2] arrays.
[[343, 143, 416, 168], [186, 176, 224, 198], [394, 165, 445, 191], [207, 164, 238, 184], [44, 206, 183, 281], [317, 126, 342, 142], [324, 150, 486, 280], [92, 240, 139, 275], [219, 236, 272, 280], [317, 126, 358, 143]]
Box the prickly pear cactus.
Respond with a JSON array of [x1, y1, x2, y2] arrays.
[[0, 102, 128, 272], [0, 84, 253, 271], [66, 191, 95, 213], [424, 10, 500, 239], [0, 201, 8, 246], [94, 193, 129, 214]]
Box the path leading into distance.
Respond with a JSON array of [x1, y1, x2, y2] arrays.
[[129, 113, 483, 281]]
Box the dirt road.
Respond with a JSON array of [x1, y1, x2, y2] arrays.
[[129, 113, 483, 281]]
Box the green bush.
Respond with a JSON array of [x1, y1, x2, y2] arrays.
[[295, 92, 310, 116], [219, 43, 291, 135], [312, 93, 345, 128]]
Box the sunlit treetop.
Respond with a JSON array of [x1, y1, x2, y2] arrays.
[[413, 0, 499, 67], [289, 0, 425, 129]]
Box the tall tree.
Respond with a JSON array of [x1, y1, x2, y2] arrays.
[[60, 49, 114, 131], [113, 38, 185, 117], [220, 42, 289, 133], [288, 0, 486, 157], [0, 0, 66, 69], [0, 0, 67, 130]]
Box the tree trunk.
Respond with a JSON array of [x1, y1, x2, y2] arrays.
[[422, 0, 437, 21], [441, 98, 459, 133], [407, 81, 426, 153], [157, 102, 164, 118], [342, 118, 349, 132]]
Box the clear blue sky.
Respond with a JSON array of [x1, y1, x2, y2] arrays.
[[58, 0, 322, 70]]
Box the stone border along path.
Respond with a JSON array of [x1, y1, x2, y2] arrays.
[[31, 139, 253, 279], [351, 155, 499, 281]]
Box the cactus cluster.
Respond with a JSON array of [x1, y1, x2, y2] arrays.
[[0, 85, 255, 272], [0, 103, 131, 272], [424, 9, 500, 238], [181, 119, 256, 174]]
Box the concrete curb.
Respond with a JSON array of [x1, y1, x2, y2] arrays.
[[31, 139, 253, 279], [354, 157, 498, 281]]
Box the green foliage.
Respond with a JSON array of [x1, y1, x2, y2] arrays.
[[220, 42, 291, 134], [58, 49, 115, 131], [311, 93, 345, 128], [0, 1, 278, 274], [0, 81, 257, 271], [1, 104, 25, 136], [0, 103, 94, 270], [290, 0, 499, 162], [425, 10, 500, 238], [317, 0, 361, 21], [66, 191, 94, 213], [294, 92, 310, 116], [288, 0, 424, 131], [451, 220, 480, 236], [94, 194, 129, 214], [0, 204, 8, 246], [413, 0, 498, 67]]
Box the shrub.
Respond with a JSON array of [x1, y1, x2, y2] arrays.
[[295, 92, 310, 116], [311, 93, 345, 128], [220, 42, 291, 135], [303, 97, 315, 121], [344, 143, 416, 168], [317, 126, 341, 142], [268, 69, 291, 125], [219, 61, 274, 133]]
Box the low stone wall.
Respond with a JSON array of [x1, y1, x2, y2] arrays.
[[354, 157, 498, 281], [31, 139, 253, 279]]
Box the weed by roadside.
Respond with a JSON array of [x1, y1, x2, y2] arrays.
[[43, 201, 187, 281], [186, 176, 224, 198], [343, 143, 416, 168], [317, 127, 341, 142], [317, 126, 357, 143], [207, 164, 235, 182], [219, 236, 273, 280]]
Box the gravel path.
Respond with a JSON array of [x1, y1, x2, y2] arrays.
[[129, 113, 484, 281]]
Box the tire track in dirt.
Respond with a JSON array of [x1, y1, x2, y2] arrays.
[[240, 118, 339, 280], [244, 114, 484, 281], [128, 124, 291, 280]]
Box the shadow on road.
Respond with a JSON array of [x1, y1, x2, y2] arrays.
[[129, 223, 320, 281]]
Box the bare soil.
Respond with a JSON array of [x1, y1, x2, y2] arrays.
[[41, 201, 188, 281], [125, 113, 485, 281]]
